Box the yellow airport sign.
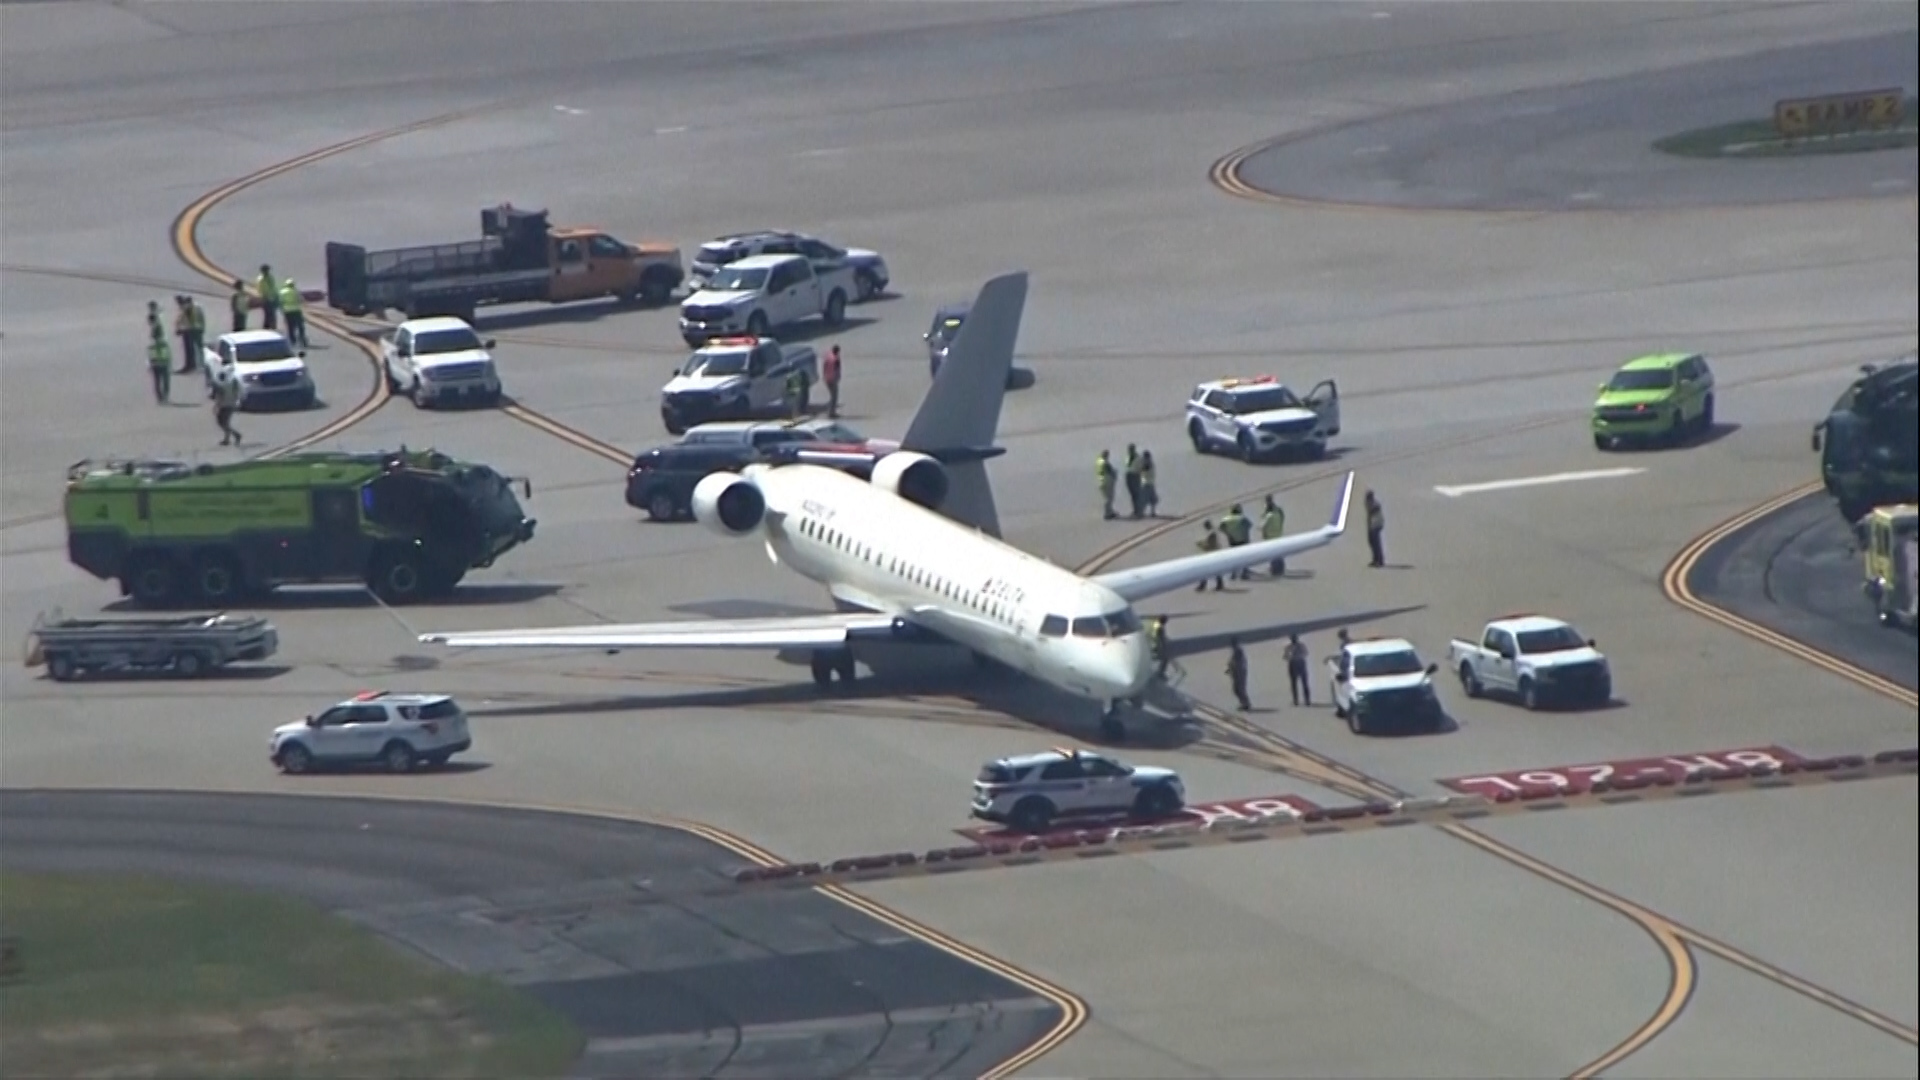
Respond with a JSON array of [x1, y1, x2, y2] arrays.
[[1773, 88, 1907, 138]]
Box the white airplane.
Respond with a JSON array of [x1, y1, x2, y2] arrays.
[[421, 272, 1354, 738]]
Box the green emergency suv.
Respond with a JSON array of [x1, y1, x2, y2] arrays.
[[1591, 352, 1716, 450], [65, 448, 536, 608]]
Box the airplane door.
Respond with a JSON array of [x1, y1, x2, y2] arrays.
[[1306, 380, 1341, 436]]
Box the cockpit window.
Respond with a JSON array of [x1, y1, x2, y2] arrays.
[[1105, 610, 1142, 636], [1039, 615, 1068, 637], [1070, 617, 1108, 638], [1069, 610, 1142, 638]]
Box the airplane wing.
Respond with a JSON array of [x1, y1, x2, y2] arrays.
[[1092, 473, 1355, 603], [419, 612, 900, 651]]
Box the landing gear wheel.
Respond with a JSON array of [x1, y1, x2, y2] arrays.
[[810, 651, 834, 689], [1099, 706, 1126, 743]]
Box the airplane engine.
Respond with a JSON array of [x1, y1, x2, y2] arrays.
[[868, 451, 949, 511], [690, 471, 766, 536]]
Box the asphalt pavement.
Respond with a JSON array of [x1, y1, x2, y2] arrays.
[[1687, 490, 1918, 692], [0, 790, 1058, 1080]]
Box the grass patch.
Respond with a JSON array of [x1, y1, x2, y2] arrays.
[[1655, 99, 1919, 159], [0, 873, 582, 1079]]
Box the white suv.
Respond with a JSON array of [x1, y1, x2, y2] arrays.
[[1186, 376, 1340, 461], [270, 691, 472, 775], [972, 747, 1185, 833]]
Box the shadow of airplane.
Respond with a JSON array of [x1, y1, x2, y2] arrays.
[[1157, 605, 1426, 659]]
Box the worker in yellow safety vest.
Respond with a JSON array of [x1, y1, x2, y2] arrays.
[[278, 278, 308, 349], [1195, 521, 1225, 591], [1096, 451, 1117, 520], [146, 326, 172, 404], [1219, 503, 1253, 580], [1261, 496, 1287, 577]]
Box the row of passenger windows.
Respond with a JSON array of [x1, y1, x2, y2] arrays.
[[798, 515, 1021, 627], [796, 516, 1143, 640]]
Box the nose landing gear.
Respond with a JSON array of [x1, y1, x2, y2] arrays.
[[1099, 696, 1146, 742], [810, 647, 858, 690]]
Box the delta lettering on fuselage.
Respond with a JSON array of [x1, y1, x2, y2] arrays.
[[981, 577, 1026, 604]]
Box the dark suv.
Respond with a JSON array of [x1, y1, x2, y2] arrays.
[[625, 443, 762, 522]]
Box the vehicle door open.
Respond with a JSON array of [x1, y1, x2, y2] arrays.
[[1306, 379, 1341, 436]]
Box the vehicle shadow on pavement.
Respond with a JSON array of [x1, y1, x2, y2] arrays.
[[34, 664, 294, 684], [1600, 421, 1742, 452]]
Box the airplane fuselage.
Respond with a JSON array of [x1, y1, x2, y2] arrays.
[[744, 464, 1154, 704]]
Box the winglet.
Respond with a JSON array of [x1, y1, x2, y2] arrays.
[[1329, 472, 1355, 533]]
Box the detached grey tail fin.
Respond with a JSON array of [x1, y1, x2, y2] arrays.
[[901, 271, 1027, 538]]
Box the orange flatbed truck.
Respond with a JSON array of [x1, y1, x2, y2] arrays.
[[324, 204, 684, 322]]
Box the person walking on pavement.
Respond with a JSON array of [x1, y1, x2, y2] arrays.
[[1226, 637, 1252, 711], [1096, 450, 1118, 520], [185, 295, 206, 373], [1139, 450, 1159, 517], [1364, 490, 1387, 567], [229, 280, 251, 332], [212, 374, 242, 446], [1284, 634, 1311, 706], [255, 264, 279, 331], [1260, 495, 1287, 577], [146, 326, 172, 404], [1194, 520, 1225, 591], [278, 278, 309, 349], [146, 299, 163, 339], [1149, 616, 1178, 681], [1220, 502, 1253, 580], [822, 344, 843, 418], [1123, 444, 1144, 519]]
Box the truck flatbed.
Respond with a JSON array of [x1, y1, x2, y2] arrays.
[[25, 610, 279, 681]]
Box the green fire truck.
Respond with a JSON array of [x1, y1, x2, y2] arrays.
[[64, 449, 536, 607], [1812, 358, 1918, 525]]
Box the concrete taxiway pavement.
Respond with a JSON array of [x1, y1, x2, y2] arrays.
[[4, 2, 1916, 1076]]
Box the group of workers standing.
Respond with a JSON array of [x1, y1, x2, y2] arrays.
[[1095, 444, 1160, 520], [230, 264, 309, 347]]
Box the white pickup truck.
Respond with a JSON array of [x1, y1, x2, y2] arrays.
[[1326, 637, 1444, 735], [380, 316, 501, 408], [678, 253, 854, 347], [203, 330, 315, 410], [1447, 615, 1612, 710]]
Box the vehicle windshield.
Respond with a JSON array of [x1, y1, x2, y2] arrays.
[[1607, 368, 1675, 392], [232, 339, 295, 364], [1352, 650, 1424, 677], [805, 422, 865, 443], [930, 316, 965, 344], [977, 763, 1020, 784], [413, 328, 483, 355], [705, 266, 769, 291], [695, 244, 739, 266], [1224, 386, 1302, 413], [1515, 627, 1587, 653], [685, 350, 751, 377], [1070, 609, 1143, 638]]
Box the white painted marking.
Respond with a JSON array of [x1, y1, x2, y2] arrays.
[[1433, 467, 1646, 498], [553, 105, 587, 116], [795, 147, 845, 159], [654, 125, 688, 135], [1371, 11, 1391, 18], [1352, 145, 1391, 157], [1569, 191, 1601, 202]]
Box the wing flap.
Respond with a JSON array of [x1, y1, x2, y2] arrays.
[[420, 612, 898, 651], [1094, 473, 1355, 602]]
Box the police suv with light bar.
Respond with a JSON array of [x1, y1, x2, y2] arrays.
[[269, 690, 473, 775], [1186, 375, 1341, 462], [972, 747, 1186, 833]]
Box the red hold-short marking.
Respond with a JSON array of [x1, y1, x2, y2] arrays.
[[957, 792, 1322, 842], [1440, 745, 1806, 799]]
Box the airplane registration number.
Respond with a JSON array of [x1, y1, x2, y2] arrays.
[[802, 499, 836, 521]]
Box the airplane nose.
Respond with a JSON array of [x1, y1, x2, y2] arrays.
[[1099, 634, 1154, 698]]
